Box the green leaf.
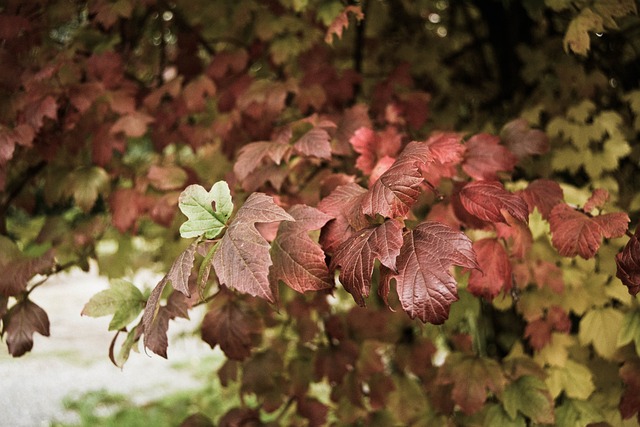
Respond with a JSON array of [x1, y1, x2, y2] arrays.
[[484, 404, 526, 427], [555, 398, 604, 427], [578, 307, 624, 359], [546, 359, 595, 399], [563, 8, 604, 56], [617, 309, 640, 355], [67, 166, 110, 212], [82, 279, 145, 331], [501, 376, 555, 424], [178, 181, 233, 239]]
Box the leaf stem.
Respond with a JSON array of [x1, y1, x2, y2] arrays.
[[274, 396, 295, 424]]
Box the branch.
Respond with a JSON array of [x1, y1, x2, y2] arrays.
[[0, 160, 46, 235]]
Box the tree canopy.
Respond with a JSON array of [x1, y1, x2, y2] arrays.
[[2, 0, 640, 425]]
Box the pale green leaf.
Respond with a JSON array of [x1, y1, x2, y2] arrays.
[[578, 307, 624, 359], [617, 309, 640, 355], [82, 279, 145, 331], [68, 166, 109, 213], [546, 360, 595, 399], [555, 398, 605, 427], [113, 325, 140, 368], [502, 376, 555, 424], [178, 181, 233, 239], [484, 404, 526, 427]]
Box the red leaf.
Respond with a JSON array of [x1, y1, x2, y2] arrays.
[[330, 220, 403, 305], [459, 181, 529, 224], [318, 183, 368, 252], [501, 118, 549, 159], [25, 95, 57, 130], [87, 51, 124, 89], [270, 205, 333, 293], [2, 299, 50, 357], [520, 179, 564, 219], [166, 241, 198, 297], [468, 238, 512, 300], [384, 221, 478, 324], [349, 126, 402, 176], [201, 293, 263, 360], [213, 193, 294, 303], [233, 139, 290, 182], [110, 111, 154, 137], [296, 397, 328, 427], [0, 14, 31, 39], [182, 75, 216, 111], [294, 127, 332, 160], [524, 318, 553, 351], [361, 140, 434, 219], [462, 133, 517, 180], [619, 358, 640, 421], [495, 210, 533, 259], [0, 239, 54, 297], [616, 228, 640, 296], [583, 188, 610, 213], [549, 204, 629, 259], [532, 260, 564, 293], [325, 5, 364, 44], [110, 188, 148, 233], [334, 104, 372, 155]]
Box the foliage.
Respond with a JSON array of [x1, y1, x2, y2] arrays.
[[2, 0, 640, 425]]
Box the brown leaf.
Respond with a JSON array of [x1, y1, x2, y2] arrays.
[[616, 228, 640, 296], [0, 238, 54, 297], [2, 299, 50, 357]]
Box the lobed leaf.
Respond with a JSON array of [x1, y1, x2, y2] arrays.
[[462, 133, 517, 180], [82, 279, 145, 331], [179, 181, 234, 239], [616, 228, 640, 295], [2, 299, 50, 357], [468, 238, 512, 300], [318, 182, 368, 252], [384, 221, 478, 324], [501, 376, 555, 424], [459, 180, 529, 224], [519, 179, 564, 219], [0, 236, 55, 297], [212, 193, 294, 303]]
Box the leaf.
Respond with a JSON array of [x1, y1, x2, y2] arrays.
[[583, 188, 609, 213], [459, 181, 529, 225], [519, 179, 564, 220], [436, 353, 507, 415], [213, 193, 294, 303], [110, 111, 154, 137], [484, 405, 526, 427], [349, 126, 403, 176], [616, 228, 640, 295], [617, 309, 640, 355], [361, 140, 433, 219], [179, 181, 234, 239], [462, 133, 517, 180], [318, 182, 368, 252], [67, 166, 110, 213], [109, 188, 148, 233], [563, 8, 604, 56], [421, 132, 465, 185], [82, 279, 145, 331], [294, 127, 332, 160], [147, 165, 188, 191], [555, 398, 605, 427], [331, 219, 403, 306], [578, 307, 624, 359], [233, 140, 290, 182], [619, 358, 640, 421], [384, 221, 478, 324], [549, 203, 629, 259], [141, 279, 171, 358], [0, 237, 55, 297], [201, 292, 263, 360], [165, 240, 198, 297], [296, 397, 328, 427], [501, 376, 555, 424], [325, 5, 364, 44], [468, 238, 512, 300], [500, 118, 550, 159], [594, 0, 638, 28], [2, 299, 50, 357], [270, 205, 333, 293], [546, 360, 595, 399]]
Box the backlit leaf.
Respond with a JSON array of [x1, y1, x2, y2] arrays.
[[385, 221, 478, 324], [331, 219, 403, 305], [468, 238, 512, 300], [82, 279, 145, 331], [501, 376, 555, 424], [459, 181, 529, 225], [462, 133, 517, 180], [270, 205, 333, 293], [179, 181, 234, 239], [2, 299, 50, 357], [213, 193, 294, 303], [201, 292, 263, 360]]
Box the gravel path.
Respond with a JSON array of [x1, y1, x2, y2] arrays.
[[0, 268, 212, 427]]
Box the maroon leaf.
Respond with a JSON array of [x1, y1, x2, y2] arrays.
[[0, 238, 54, 297], [201, 293, 263, 360], [384, 221, 478, 324], [2, 299, 50, 357], [549, 203, 629, 259], [142, 279, 170, 358], [501, 118, 549, 159], [350, 126, 403, 175], [495, 210, 533, 259], [619, 358, 640, 421], [462, 133, 517, 180], [583, 188, 610, 213], [294, 127, 332, 160], [165, 241, 198, 297], [519, 179, 564, 220], [318, 183, 368, 252], [459, 180, 529, 224], [468, 238, 512, 300], [334, 104, 372, 155], [213, 193, 294, 303], [330, 220, 403, 305], [270, 205, 333, 294], [233, 139, 290, 182], [361, 140, 433, 219], [296, 397, 329, 427], [218, 408, 262, 427], [616, 228, 640, 296]]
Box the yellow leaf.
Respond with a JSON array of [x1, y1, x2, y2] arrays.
[[563, 8, 605, 56], [534, 333, 576, 367], [579, 307, 624, 359], [546, 360, 595, 399]]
